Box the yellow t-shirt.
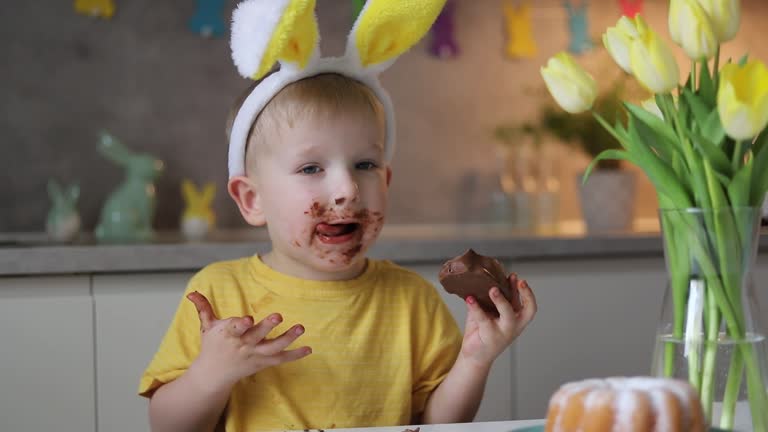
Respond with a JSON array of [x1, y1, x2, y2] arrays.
[[139, 255, 462, 431]]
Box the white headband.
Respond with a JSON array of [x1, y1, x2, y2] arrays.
[[227, 0, 446, 178]]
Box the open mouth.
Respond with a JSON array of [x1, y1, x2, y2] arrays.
[[315, 222, 361, 244]]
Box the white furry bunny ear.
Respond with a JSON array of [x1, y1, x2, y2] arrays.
[[231, 0, 319, 80]]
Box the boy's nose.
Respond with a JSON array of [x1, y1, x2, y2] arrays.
[[332, 177, 359, 206]]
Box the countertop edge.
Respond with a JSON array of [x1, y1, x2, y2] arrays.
[[1, 230, 765, 276]]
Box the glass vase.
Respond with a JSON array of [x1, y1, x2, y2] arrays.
[[651, 207, 768, 431]]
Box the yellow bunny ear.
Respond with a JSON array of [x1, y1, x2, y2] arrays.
[[202, 183, 216, 204], [231, 0, 319, 80], [181, 179, 196, 201], [349, 0, 447, 68]]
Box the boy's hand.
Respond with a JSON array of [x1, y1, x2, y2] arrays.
[[186, 291, 312, 387], [460, 276, 536, 368]]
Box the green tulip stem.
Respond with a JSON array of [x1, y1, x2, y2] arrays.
[[720, 348, 744, 430], [692, 60, 698, 91], [742, 342, 768, 431], [713, 45, 721, 90], [663, 217, 689, 379], [701, 277, 720, 423], [733, 140, 745, 171], [660, 94, 687, 150]]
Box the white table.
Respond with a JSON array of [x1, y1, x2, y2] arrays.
[[289, 420, 545, 432]]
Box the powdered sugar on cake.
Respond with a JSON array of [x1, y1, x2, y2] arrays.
[[544, 377, 705, 432]]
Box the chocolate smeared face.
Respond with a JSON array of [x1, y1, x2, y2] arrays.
[[300, 202, 385, 266], [438, 249, 520, 315], [252, 109, 389, 279]]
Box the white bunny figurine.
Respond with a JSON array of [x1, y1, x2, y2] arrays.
[[46, 179, 81, 243]]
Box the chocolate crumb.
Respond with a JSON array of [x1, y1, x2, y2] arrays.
[[307, 202, 327, 218], [342, 244, 362, 259]]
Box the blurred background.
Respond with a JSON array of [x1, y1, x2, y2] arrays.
[[2, 0, 766, 234]]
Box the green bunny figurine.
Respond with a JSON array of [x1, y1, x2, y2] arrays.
[[46, 179, 81, 243], [95, 131, 164, 243]]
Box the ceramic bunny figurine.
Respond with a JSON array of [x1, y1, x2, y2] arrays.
[[564, 0, 593, 55], [429, 0, 459, 59], [188, 0, 227, 38], [503, 0, 537, 59], [180, 179, 216, 241], [46, 180, 81, 243], [95, 131, 164, 243], [619, 0, 643, 18], [74, 0, 115, 19]]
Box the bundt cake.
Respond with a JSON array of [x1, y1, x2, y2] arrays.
[[544, 377, 705, 432]]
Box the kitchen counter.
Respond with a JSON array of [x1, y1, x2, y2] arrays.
[[1, 222, 766, 276]]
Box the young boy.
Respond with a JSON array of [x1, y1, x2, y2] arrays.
[[139, 2, 536, 431]]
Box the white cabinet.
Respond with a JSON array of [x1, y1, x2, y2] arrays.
[[0, 251, 763, 430], [92, 272, 194, 432], [411, 264, 515, 422], [511, 257, 669, 420], [0, 276, 95, 432]]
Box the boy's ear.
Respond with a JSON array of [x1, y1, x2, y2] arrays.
[[386, 166, 392, 187], [227, 176, 266, 226]]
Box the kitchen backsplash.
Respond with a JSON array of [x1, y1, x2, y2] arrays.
[[3, 0, 767, 232]]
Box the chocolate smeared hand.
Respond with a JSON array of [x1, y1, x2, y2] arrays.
[[439, 249, 522, 315]]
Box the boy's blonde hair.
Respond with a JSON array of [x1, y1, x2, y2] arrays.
[[226, 73, 386, 174]]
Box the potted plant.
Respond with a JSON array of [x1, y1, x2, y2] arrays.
[[540, 73, 642, 232]]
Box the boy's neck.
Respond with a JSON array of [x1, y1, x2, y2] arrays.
[[261, 251, 368, 281]]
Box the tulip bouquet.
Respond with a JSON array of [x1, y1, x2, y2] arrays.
[[541, 0, 768, 430]]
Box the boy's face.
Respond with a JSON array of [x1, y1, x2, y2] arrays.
[[229, 109, 391, 280]]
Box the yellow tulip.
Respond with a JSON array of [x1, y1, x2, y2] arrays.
[[718, 60, 768, 140], [630, 26, 680, 93], [603, 16, 644, 74], [541, 52, 597, 114], [697, 0, 740, 43], [669, 0, 684, 45], [668, 0, 718, 60]]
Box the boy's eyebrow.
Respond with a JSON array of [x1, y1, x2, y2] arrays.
[[359, 141, 386, 155], [291, 141, 384, 158], [290, 142, 323, 159]]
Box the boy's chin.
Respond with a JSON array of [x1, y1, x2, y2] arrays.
[[310, 252, 368, 275]]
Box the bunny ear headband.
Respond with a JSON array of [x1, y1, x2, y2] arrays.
[[227, 0, 447, 178]]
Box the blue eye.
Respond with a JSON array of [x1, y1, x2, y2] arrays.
[[299, 165, 321, 175], [356, 161, 378, 170]]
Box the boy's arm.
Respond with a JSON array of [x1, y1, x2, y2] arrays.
[[148, 363, 233, 432], [423, 280, 537, 424], [420, 355, 490, 423]]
